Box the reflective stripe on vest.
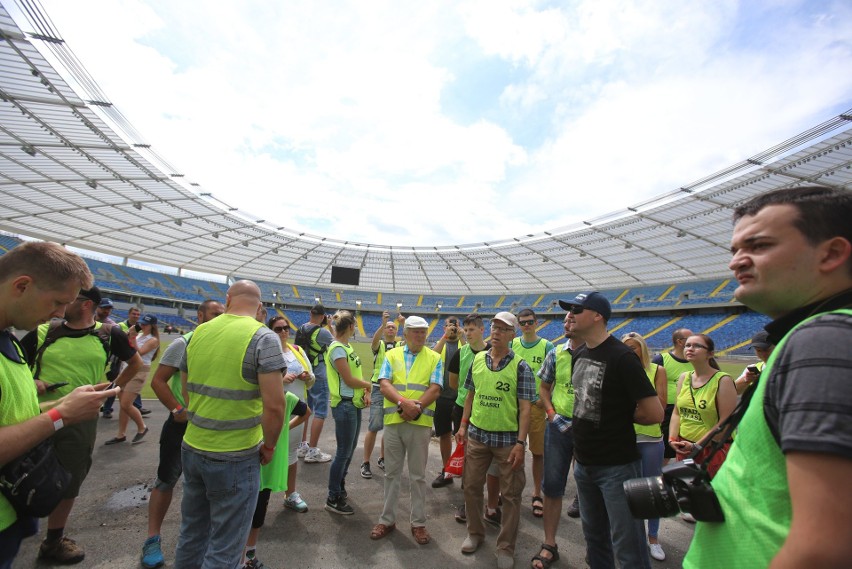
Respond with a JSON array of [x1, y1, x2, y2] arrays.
[[184, 314, 264, 452], [382, 346, 441, 428]]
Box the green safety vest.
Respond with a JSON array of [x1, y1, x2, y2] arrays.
[[685, 308, 852, 568], [326, 340, 365, 409], [550, 346, 575, 418], [371, 339, 401, 383], [454, 344, 480, 407], [184, 314, 265, 452], [511, 337, 549, 393], [34, 322, 110, 401], [634, 363, 662, 438], [0, 339, 41, 531], [470, 351, 522, 432], [676, 370, 727, 442], [382, 346, 440, 428], [661, 352, 693, 405]]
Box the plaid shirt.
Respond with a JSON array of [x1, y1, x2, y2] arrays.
[[464, 349, 535, 447]]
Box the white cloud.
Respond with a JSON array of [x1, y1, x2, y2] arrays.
[[33, 0, 852, 247]]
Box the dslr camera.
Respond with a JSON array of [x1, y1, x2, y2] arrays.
[[622, 458, 724, 522]]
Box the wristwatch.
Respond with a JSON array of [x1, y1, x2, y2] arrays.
[[515, 439, 526, 447]]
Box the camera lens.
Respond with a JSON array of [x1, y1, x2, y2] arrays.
[[623, 476, 681, 519]]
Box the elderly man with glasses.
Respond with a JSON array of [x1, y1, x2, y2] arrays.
[[455, 311, 534, 569]]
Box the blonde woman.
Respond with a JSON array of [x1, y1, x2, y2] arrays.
[[268, 315, 315, 513], [622, 332, 668, 561]]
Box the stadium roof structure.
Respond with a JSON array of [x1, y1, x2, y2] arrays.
[[1, 3, 852, 295]]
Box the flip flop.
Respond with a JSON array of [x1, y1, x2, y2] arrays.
[[532, 495, 544, 518]]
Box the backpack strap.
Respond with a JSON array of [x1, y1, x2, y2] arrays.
[[31, 321, 113, 379]]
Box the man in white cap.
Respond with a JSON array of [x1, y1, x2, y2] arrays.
[[455, 311, 534, 569], [371, 315, 443, 545]]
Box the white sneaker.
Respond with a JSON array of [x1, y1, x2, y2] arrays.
[[460, 535, 482, 554], [681, 512, 696, 523], [296, 441, 309, 458], [649, 543, 666, 561], [304, 447, 332, 463]]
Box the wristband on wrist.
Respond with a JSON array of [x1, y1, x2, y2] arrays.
[[172, 404, 185, 415], [263, 444, 276, 453], [46, 407, 64, 431]]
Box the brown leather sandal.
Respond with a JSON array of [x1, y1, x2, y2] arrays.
[[370, 523, 396, 540]]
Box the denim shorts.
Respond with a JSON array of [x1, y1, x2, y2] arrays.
[[368, 383, 385, 432], [155, 414, 188, 491], [307, 375, 330, 419], [542, 421, 575, 498]]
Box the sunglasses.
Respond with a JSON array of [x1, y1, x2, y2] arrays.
[[567, 306, 585, 314], [272, 326, 289, 333], [518, 319, 535, 326]]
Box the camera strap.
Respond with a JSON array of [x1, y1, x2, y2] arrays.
[[687, 378, 758, 476]]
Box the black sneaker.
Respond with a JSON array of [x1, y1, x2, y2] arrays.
[[566, 495, 580, 518], [377, 457, 385, 471], [432, 471, 454, 488], [340, 480, 348, 499], [454, 503, 467, 523], [360, 462, 373, 479], [484, 507, 502, 526], [325, 496, 354, 515], [140, 408, 152, 416]]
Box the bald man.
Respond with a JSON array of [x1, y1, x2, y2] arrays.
[[174, 280, 285, 568]]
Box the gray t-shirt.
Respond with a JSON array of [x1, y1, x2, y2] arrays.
[[313, 327, 333, 379], [765, 311, 852, 459], [159, 335, 187, 369]]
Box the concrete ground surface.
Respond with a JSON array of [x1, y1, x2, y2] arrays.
[[14, 404, 694, 568]]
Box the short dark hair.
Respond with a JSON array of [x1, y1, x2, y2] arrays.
[[462, 314, 483, 327], [310, 304, 325, 315], [734, 186, 852, 248], [199, 299, 222, 316], [517, 308, 536, 319], [445, 316, 459, 325]]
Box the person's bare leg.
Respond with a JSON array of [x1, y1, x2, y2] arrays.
[[287, 463, 298, 495], [47, 498, 75, 530], [533, 495, 563, 569], [364, 430, 377, 463], [147, 489, 173, 537], [533, 453, 544, 495], [309, 417, 325, 448]]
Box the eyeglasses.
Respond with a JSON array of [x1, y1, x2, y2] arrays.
[[567, 306, 585, 314], [684, 343, 708, 350], [491, 324, 514, 333], [272, 326, 289, 333], [518, 319, 535, 326]]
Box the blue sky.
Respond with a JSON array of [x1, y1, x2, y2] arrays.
[[31, 0, 852, 246]]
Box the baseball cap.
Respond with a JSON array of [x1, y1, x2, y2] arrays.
[[492, 311, 518, 329], [751, 330, 771, 350], [99, 298, 114, 309], [558, 291, 612, 321], [404, 316, 429, 329], [140, 314, 158, 326], [79, 286, 102, 305]]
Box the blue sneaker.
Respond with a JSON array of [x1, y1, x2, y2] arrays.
[[141, 535, 164, 568]]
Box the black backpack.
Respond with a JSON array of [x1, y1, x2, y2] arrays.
[[294, 323, 326, 367]]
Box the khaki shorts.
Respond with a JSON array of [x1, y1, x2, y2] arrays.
[[527, 404, 546, 455], [123, 365, 150, 395]]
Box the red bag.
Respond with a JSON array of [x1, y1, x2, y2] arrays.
[[443, 442, 465, 478], [676, 442, 731, 479]]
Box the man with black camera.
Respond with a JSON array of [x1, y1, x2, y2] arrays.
[[561, 292, 662, 569], [684, 186, 852, 568]]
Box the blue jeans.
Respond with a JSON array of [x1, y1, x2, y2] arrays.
[[367, 383, 385, 432], [174, 447, 260, 569], [542, 421, 574, 497], [0, 516, 37, 569], [574, 459, 651, 569], [307, 369, 329, 419], [638, 440, 664, 538], [328, 400, 361, 500]]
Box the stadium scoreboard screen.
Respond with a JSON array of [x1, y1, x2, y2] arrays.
[[331, 266, 360, 286]]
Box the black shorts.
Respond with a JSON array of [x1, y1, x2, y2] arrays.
[[155, 414, 188, 490], [662, 404, 676, 458], [433, 397, 459, 437]]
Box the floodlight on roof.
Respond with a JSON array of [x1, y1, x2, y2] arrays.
[[21, 144, 36, 156], [175, 219, 182, 226], [86, 180, 97, 189], [133, 202, 143, 210], [356, 300, 362, 307]]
